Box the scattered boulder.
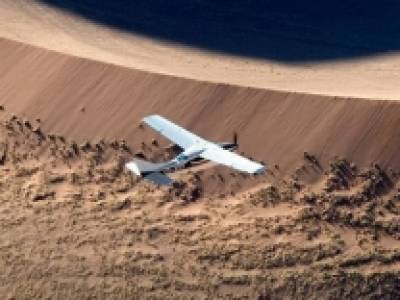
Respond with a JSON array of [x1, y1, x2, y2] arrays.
[[80, 140, 91, 150], [151, 138, 158, 146], [32, 190, 55, 202], [23, 120, 32, 130], [111, 197, 132, 211], [32, 126, 44, 138]]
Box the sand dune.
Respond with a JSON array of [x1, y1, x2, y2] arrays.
[[1, 0, 400, 298], [1, 37, 400, 174], [1, 0, 400, 100]]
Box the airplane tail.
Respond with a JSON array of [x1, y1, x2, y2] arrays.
[[233, 131, 238, 146], [125, 159, 173, 185]]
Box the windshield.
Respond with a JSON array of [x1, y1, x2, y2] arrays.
[[177, 154, 189, 162]]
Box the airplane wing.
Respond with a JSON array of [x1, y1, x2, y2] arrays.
[[143, 115, 265, 174], [143, 115, 204, 149], [200, 146, 265, 174]]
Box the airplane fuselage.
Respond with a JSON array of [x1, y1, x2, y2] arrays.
[[137, 146, 205, 176], [130, 141, 239, 178], [171, 142, 238, 168], [172, 147, 205, 167]]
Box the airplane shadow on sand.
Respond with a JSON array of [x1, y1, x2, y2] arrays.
[[39, 0, 400, 63]]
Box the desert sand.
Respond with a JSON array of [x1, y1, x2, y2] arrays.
[[2, 0, 400, 100], [0, 112, 399, 299], [0, 1, 400, 299]]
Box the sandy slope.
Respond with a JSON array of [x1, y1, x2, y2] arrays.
[[1, 1, 400, 298], [1, 38, 400, 174], [1, 0, 400, 100]]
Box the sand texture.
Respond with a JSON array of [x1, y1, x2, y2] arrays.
[[1, 1, 400, 299], [0, 115, 399, 299]]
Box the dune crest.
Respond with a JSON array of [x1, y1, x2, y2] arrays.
[[2, 0, 400, 100]]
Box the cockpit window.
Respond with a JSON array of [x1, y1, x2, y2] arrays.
[[177, 155, 189, 162]]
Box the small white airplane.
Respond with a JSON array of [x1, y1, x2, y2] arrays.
[[125, 115, 265, 185]]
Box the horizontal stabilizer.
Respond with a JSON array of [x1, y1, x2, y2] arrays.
[[144, 172, 173, 186], [126, 158, 168, 176]]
